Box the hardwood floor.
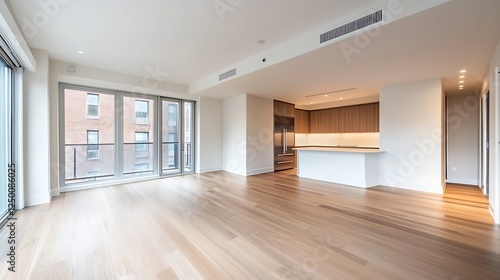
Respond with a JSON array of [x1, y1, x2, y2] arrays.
[[0, 171, 499, 279]]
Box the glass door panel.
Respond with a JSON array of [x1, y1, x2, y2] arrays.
[[64, 87, 115, 184], [0, 59, 11, 221], [161, 99, 181, 175], [183, 101, 194, 173], [123, 96, 155, 177]]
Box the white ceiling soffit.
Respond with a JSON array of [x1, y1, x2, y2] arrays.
[[189, 0, 450, 95]]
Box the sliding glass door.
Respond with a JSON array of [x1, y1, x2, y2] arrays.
[[122, 95, 156, 177], [60, 84, 195, 188], [183, 101, 195, 173], [161, 99, 194, 175], [0, 58, 13, 223], [63, 86, 116, 184]]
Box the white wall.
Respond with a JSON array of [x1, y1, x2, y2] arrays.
[[223, 94, 247, 175], [446, 95, 480, 185], [379, 79, 444, 193], [222, 94, 274, 176], [24, 49, 51, 205], [246, 95, 274, 175], [488, 39, 500, 224], [197, 96, 223, 173]]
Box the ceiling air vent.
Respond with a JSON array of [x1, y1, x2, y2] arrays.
[[219, 68, 237, 81], [320, 10, 383, 44]]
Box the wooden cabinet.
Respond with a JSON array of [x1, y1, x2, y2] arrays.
[[274, 100, 295, 118], [309, 103, 379, 133], [295, 109, 309, 133]]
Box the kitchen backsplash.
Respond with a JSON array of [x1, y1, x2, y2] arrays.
[[295, 133, 379, 147]]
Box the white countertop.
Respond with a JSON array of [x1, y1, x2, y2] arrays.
[[293, 147, 383, 153]]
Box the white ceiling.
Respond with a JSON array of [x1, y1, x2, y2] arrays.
[[7, 0, 500, 108]]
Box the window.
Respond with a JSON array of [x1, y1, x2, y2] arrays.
[[135, 132, 149, 157], [86, 93, 99, 118], [135, 100, 148, 123], [64, 87, 115, 184], [134, 163, 149, 172], [61, 84, 194, 188], [87, 130, 99, 159], [87, 170, 99, 181], [168, 104, 177, 126], [0, 55, 13, 227]]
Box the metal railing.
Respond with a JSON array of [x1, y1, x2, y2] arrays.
[[65, 141, 192, 182]]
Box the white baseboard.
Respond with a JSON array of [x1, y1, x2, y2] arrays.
[[446, 178, 480, 186], [25, 193, 51, 206], [51, 188, 60, 197], [198, 166, 223, 173], [390, 181, 444, 194], [489, 203, 498, 224], [246, 167, 274, 176]]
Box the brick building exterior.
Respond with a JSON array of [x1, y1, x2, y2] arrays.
[[64, 89, 155, 183]]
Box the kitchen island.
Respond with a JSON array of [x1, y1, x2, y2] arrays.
[[294, 147, 383, 188]]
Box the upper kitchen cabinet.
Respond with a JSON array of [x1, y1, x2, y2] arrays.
[[274, 100, 295, 118], [295, 109, 309, 133], [309, 103, 379, 133]]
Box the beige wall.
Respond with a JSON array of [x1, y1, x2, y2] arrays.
[[446, 94, 480, 185]]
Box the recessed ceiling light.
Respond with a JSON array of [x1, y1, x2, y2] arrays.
[[459, 88, 464, 90], [77, 50, 84, 54], [460, 69, 467, 73], [310, 102, 313, 104], [459, 81, 465, 84], [257, 40, 266, 44], [459, 76, 465, 79], [339, 97, 343, 100], [324, 95, 328, 97]]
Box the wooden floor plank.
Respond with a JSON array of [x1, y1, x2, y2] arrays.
[[0, 171, 499, 279]]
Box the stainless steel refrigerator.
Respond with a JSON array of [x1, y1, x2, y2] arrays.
[[274, 116, 295, 171]]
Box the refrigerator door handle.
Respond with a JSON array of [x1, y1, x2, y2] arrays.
[[285, 128, 288, 153], [282, 128, 286, 154]]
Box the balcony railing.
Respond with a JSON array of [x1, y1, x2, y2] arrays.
[[65, 141, 192, 183]]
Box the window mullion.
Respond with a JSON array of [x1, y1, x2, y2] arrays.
[[115, 93, 124, 180]]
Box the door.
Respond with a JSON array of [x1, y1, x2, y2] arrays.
[[481, 92, 490, 195], [161, 99, 194, 175], [0, 58, 12, 226], [274, 120, 295, 171]]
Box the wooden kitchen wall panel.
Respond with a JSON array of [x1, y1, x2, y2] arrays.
[[295, 109, 310, 133], [274, 100, 295, 117], [309, 103, 379, 133], [358, 103, 379, 132]]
